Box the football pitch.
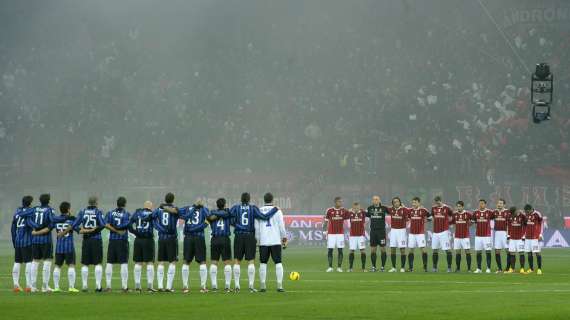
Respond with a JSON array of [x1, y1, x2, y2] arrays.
[[1, 244, 570, 320]]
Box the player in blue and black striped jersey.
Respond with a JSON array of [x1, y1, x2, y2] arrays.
[[207, 198, 233, 293], [67, 196, 107, 292], [229, 193, 278, 292], [104, 196, 131, 292], [150, 192, 179, 292], [129, 201, 156, 292], [11, 195, 35, 293], [51, 202, 78, 293], [179, 200, 210, 293], [27, 193, 56, 292]]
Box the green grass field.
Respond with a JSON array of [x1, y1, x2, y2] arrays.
[[1, 243, 570, 319]]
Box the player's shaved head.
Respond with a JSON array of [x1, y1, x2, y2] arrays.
[[372, 195, 380, 206], [143, 201, 153, 210]]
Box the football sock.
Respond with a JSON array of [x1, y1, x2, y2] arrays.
[[25, 262, 32, 289], [446, 251, 452, 269], [495, 253, 502, 270], [210, 264, 218, 289], [276, 263, 284, 289], [391, 253, 397, 268], [199, 264, 208, 289], [157, 264, 164, 289], [327, 249, 333, 268], [259, 263, 267, 288], [81, 266, 88, 289], [432, 252, 439, 269], [224, 265, 232, 289], [12, 263, 20, 288], [233, 264, 241, 289], [519, 254, 525, 269], [94, 265, 103, 290], [147, 265, 154, 289], [182, 264, 190, 288], [42, 261, 52, 289], [381, 252, 387, 268], [247, 264, 255, 288], [166, 263, 175, 290], [31, 261, 39, 289], [349, 253, 355, 269], [337, 249, 343, 268], [360, 253, 366, 269], [53, 266, 60, 290], [134, 264, 142, 288], [466, 253, 472, 270], [476, 252, 482, 269], [371, 252, 377, 268], [408, 253, 414, 269], [537, 254, 542, 269], [505, 253, 511, 270], [455, 254, 461, 270], [422, 253, 428, 269], [485, 251, 492, 269], [400, 253, 406, 269], [509, 254, 515, 269], [120, 263, 128, 289], [105, 264, 113, 289], [68, 267, 76, 289], [528, 253, 534, 270]]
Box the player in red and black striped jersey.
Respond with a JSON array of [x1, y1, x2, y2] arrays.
[[493, 199, 510, 272], [406, 197, 429, 272], [523, 204, 543, 274], [472, 199, 494, 273], [430, 196, 454, 272], [506, 207, 526, 273], [323, 197, 350, 272], [348, 202, 367, 272], [450, 201, 472, 272], [388, 197, 408, 272]]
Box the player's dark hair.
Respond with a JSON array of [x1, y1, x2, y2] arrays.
[[524, 204, 533, 211], [456, 200, 464, 206], [264, 192, 274, 204], [392, 197, 401, 206], [165, 192, 175, 204], [60, 201, 70, 214], [434, 195, 442, 202], [88, 196, 98, 206], [216, 198, 226, 210], [39, 193, 50, 206], [498, 198, 506, 204], [241, 192, 250, 204], [22, 195, 33, 207], [412, 196, 420, 202], [334, 196, 342, 202], [509, 206, 517, 215], [117, 196, 127, 208], [479, 199, 486, 204]]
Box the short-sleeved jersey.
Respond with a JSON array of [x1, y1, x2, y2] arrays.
[[366, 205, 389, 232], [472, 209, 494, 237], [431, 205, 453, 233], [407, 207, 429, 234], [129, 208, 154, 239], [151, 204, 179, 240], [349, 209, 366, 237], [105, 208, 131, 241], [451, 211, 472, 238], [325, 207, 349, 234], [27, 206, 56, 244], [52, 215, 76, 254], [209, 209, 231, 237], [493, 209, 509, 231], [179, 205, 210, 237], [71, 207, 107, 240], [525, 210, 543, 240], [11, 207, 34, 248], [507, 213, 526, 240], [388, 206, 408, 229]]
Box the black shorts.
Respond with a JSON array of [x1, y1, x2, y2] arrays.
[[157, 238, 178, 263], [370, 230, 386, 247], [32, 243, 53, 260], [259, 245, 282, 264], [211, 236, 232, 261], [183, 236, 206, 263], [133, 238, 155, 263], [15, 246, 33, 263], [81, 238, 103, 265], [107, 239, 129, 264], [234, 233, 256, 261], [55, 252, 76, 266]]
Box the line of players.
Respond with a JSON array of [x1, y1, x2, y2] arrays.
[[11, 192, 288, 293], [323, 195, 543, 275]]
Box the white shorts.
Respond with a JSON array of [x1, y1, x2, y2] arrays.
[[349, 236, 366, 250], [524, 239, 541, 253], [431, 231, 451, 250], [407, 234, 426, 249], [475, 236, 492, 251], [494, 231, 508, 249], [508, 239, 525, 253], [327, 234, 345, 249], [389, 228, 407, 248], [453, 238, 471, 250]]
